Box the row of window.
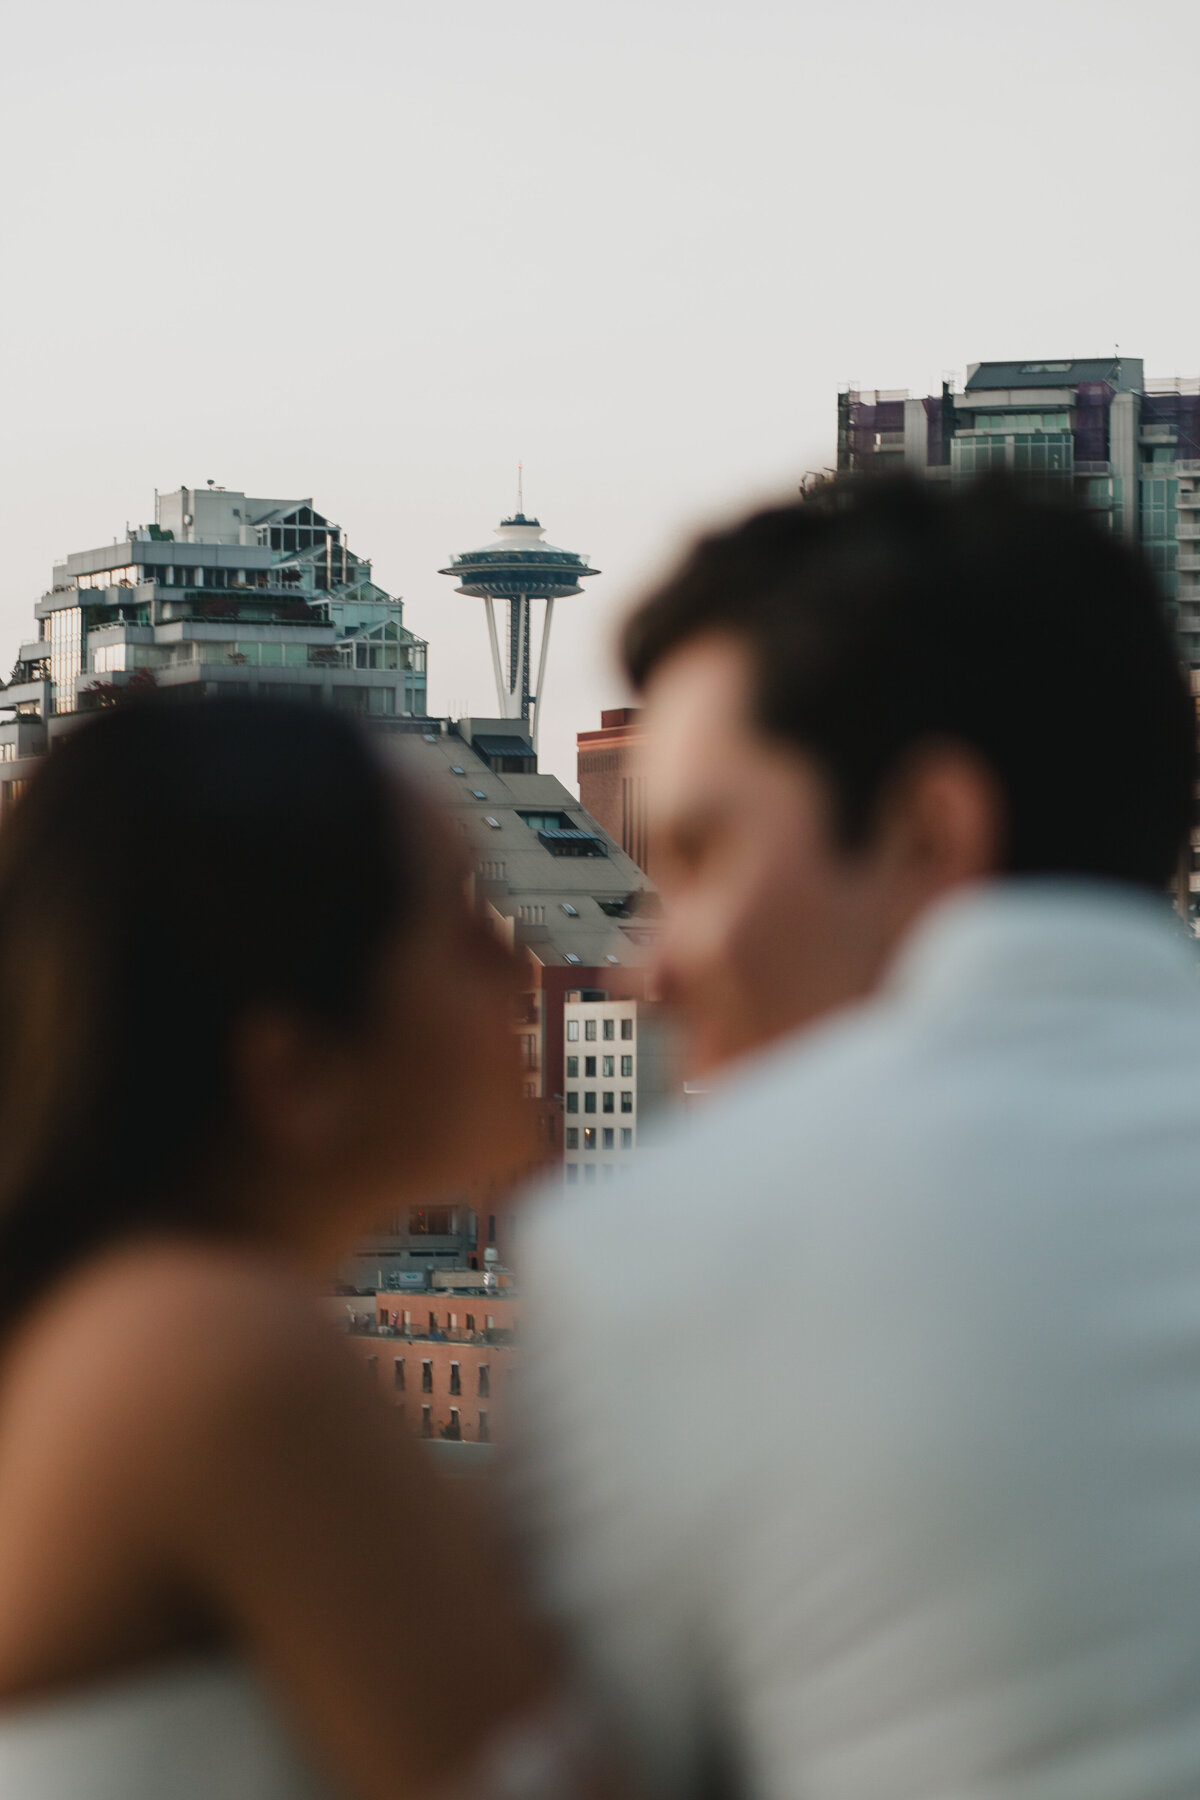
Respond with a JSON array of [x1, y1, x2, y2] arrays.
[[419, 1407, 487, 1441], [386, 1403, 490, 1440], [380, 1307, 502, 1333], [565, 1164, 633, 1184], [566, 1055, 633, 1078], [565, 1091, 633, 1114], [565, 1017, 634, 1043], [386, 1359, 491, 1397], [566, 1127, 633, 1150]]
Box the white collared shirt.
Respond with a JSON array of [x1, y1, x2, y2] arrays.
[[513, 882, 1200, 1800]]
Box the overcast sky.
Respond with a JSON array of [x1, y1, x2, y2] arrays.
[[3, 0, 1198, 785]]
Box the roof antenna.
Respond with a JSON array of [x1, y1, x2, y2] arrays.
[[517, 462, 524, 518]]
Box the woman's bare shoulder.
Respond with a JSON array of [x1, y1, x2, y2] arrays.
[[3, 1237, 339, 1436]]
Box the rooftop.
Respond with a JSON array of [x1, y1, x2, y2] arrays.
[[964, 357, 1144, 393]]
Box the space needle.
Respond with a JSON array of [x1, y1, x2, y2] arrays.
[[439, 473, 599, 750]]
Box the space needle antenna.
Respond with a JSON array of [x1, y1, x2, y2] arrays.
[[517, 462, 524, 516]]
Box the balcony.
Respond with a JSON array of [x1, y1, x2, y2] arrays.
[[1177, 521, 1200, 539], [1176, 553, 1200, 573]]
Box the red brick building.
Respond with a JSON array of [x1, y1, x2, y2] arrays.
[[577, 709, 652, 878], [340, 1293, 518, 1443]]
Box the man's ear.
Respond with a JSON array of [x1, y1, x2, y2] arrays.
[[886, 743, 1006, 892]]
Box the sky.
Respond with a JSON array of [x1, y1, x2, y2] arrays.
[[3, 0, 1199, 785]]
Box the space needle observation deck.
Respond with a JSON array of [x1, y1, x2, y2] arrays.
[[439, 486, 599, 750]]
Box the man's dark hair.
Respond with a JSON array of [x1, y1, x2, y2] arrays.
[[623, 475, 1195, 889]]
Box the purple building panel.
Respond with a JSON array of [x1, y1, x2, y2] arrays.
[[1073, 382, 1112, 465]]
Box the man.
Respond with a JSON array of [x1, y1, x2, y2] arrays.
[[512, 477, 1200, 1800]]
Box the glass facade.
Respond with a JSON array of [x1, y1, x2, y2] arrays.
[[952, 433, 1074, 480], [48, 606, 82, 713], [1140, 477, 1179, 597]]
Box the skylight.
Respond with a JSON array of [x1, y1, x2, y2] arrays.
[[471, 790, 487, 799], [485, 816, 501, 829], [450, 765, 465, 775], [560, 902, 578, 916]]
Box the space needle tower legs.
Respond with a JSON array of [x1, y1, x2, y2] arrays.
[[531, 597, 554, 752]]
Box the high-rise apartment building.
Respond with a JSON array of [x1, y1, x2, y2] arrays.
[[0, 484, 428, 812], [837, 358, 1200, 662], [577, 708, 653, 878]]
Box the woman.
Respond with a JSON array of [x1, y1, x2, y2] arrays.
[[0, 698, 564, 1798]]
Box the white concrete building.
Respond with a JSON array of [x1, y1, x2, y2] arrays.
[[561, 994, 670, 1187]]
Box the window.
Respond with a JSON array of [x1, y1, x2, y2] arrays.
[[603, 1019, 615, 1041], [621, 1019, 634, 1041], [621, 1091, 633, 1112], [422, 1361, 433, 1392], [621, 1128, 633, 1149], [450, 765, 465, 775], [478, 1411, 491, 1441], [566, 1092, 579, 1114], [566, 1055, 578, 1077], [565, 953, 580, 965], [602, 1163, 616, 1179], [465, 1314, 475, 1333], [602, 1056, 614, 1077], [470, 789, 487, 799], [585, 1020, 597, 1042], [602, 1091, 614, 1113], [450, 1363, 461, 1395], [488, 1213, 496, 1243], [478, 1364, 490, 1398], [411, 1207, 456, 1237], [584, 1092, 596, 1114], [421, 1405, 433, 1437], [566, 1127, 578, 1148], [560, 902, 578, 916], [602, 1128, 614, 1149], [393, 1358, 405, 1390], [585, 1056, 596, 1077], [484, 816, 501, 829], [583, 1128, 597, 1150], [566, 1020, 579, 1042], [621, 1055, 633, 1077], [584, 1164, 597, 1184], [566, 1163, 579, 1184]]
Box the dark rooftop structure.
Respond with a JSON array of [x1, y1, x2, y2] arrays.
[[964, 357, 1144, 393]]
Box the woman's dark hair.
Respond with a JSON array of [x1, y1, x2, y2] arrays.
[[0, 697, 421, 1330], [623, 474, 1196, 888]]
